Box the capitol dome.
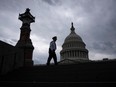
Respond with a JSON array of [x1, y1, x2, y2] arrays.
[[60, 22, 89, 64]]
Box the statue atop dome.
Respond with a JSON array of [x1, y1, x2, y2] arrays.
[[71, 22, 75, 31]]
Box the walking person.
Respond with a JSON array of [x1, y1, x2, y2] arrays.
[[47, 36, 58, 65]]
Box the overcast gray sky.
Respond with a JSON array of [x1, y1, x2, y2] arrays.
[[0, 0, 116, 64]]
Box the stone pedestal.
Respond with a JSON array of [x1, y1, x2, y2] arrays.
[[15, 8, 35, 66]]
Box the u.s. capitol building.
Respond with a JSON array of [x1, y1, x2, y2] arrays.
[[60, 22, 89, 64]]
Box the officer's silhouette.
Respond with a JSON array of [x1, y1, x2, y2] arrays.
[[47, 36, 58, 65]]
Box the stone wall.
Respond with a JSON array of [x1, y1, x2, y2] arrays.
[[0, 41, 24, 75]]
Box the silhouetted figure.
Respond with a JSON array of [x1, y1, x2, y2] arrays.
[[47, 36, 58, 65]]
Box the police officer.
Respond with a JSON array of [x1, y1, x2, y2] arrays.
[[47, 36, 58, 65]]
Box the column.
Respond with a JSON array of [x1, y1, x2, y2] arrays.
[[62, 53, 64, 58], [82, 52, 84, 58], [79, 51, 80, 57], [67, 51, 69, 58], [70, 51, 72, 58], [77, 51, 79, 57], [65, 51, 67, 58], [64, 52, 65, 58], [66, 51, 68, 58], [80, 51, 82, 58], [83, 52, 85, 58], [75, 51, 76, 57], [72, 51, 73, 57], [74, 51, 76, 57]]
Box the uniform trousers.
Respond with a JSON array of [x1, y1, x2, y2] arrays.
[[47, 49, 57, 65]]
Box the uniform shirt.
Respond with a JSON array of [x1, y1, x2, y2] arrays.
[[49, 41, 56, 51]]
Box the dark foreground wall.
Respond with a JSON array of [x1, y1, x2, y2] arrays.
[[0, 41, 24, 75], [0, 59, 116, 86], [1, 59, 116, 82]]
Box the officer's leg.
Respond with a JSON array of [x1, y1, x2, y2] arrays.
[[47, 53, 52, 65], [53, 52, 58, 65]]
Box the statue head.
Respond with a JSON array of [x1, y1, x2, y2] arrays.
[[26, 8, 30, 13]]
